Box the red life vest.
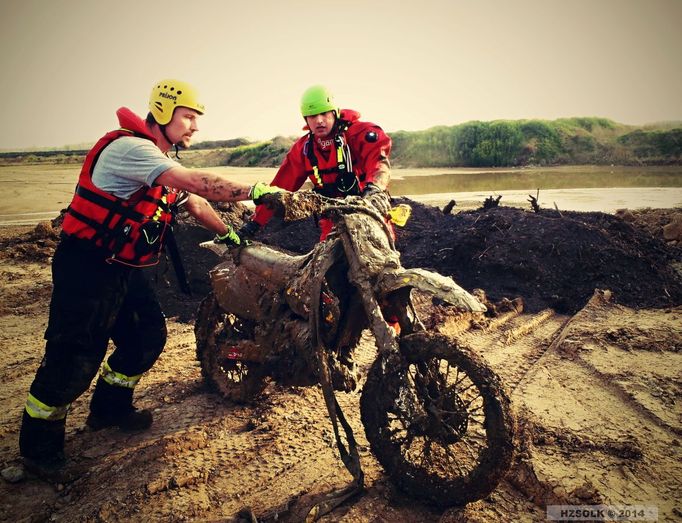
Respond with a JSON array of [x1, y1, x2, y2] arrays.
[[303, 117, 367, 198], [304, 128, 358, 197], [61, 108, 178, 267]]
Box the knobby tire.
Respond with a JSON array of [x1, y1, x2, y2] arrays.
[[360, 331, 515, 507], [194, 293, 267, 403]]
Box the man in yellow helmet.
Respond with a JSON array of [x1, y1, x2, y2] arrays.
[[241, 84, 392, 241], [19, 79, 281, 482]]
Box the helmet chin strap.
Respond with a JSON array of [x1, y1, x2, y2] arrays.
[[160, 124, 182, 159]]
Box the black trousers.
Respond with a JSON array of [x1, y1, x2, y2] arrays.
[[28, 237, 167, 409]]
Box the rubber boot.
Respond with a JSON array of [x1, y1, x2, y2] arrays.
[[86, 378, 152, 432], [19, 410, 76, 483]]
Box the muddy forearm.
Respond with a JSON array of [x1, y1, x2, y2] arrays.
[[157, 166, 252, 202], [194, 173, 252, 202]]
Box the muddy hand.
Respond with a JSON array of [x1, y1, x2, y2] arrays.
[[249, 182, 286, 206], [361, 183, 391, 216]]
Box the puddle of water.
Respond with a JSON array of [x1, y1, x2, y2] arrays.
[[391, 166, 682, 212]]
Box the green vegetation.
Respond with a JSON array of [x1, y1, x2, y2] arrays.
[[180, 136, 294, 168], [390, 117, 681, 167], [2, 118, 680, 168], [0, 149, 87, 165], [617, 129, 682, 162], [190, 138, 251, 150]]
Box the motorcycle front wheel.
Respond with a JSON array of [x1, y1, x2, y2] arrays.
[[360, 331, 515, 507], [194, 293, 267, 403]]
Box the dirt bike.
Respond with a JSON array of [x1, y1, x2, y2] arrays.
[[194, 191, 515, 513]]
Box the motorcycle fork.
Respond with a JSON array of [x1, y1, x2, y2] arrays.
[[318, 267, 357, 368], [380, 288, 424, 339], [309, 246, 364, 488]]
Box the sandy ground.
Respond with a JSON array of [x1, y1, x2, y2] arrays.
[[0, 216, 680, 522]]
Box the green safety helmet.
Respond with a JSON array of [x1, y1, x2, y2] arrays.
[[149, 79, 205, 125], [300, 85, 338, 117]]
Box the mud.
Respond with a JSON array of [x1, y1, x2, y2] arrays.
[[0, 200, 681, 522]]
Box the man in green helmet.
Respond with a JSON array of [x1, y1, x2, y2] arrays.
[[240, 84, 392, 240]]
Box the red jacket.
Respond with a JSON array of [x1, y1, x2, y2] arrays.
[[61, 107, 178, 267], [253, 109, 391, 228]]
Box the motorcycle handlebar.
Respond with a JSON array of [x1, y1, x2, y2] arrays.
[[264, 191, 385, 223]]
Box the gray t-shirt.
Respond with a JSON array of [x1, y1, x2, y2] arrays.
[[91, 136, 179, 199]]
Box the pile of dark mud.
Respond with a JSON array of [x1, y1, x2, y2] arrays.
[[0, 221, 60, 262], [393, 200, 682, 313]]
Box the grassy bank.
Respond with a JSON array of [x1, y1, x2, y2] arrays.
[[390, 118, 682, 167]]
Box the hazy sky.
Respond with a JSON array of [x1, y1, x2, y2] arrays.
[[1, 0, 680, 149]]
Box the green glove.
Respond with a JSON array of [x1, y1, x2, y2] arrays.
[[214, 224, 248, 246], [249, 182, 282, 205]]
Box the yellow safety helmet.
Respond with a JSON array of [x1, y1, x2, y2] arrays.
[[149, 79, 205, 125]]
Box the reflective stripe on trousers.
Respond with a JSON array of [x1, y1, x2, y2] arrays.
[[25, 392, 69, 421], [100, 360, 142, 389]]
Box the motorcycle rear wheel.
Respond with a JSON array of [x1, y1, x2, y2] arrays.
[[195, 293, 267, 403], [360, 331, 515, 507]]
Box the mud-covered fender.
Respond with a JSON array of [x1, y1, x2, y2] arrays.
[[200, 240, 230, 258], [378, 268, 486, 313]]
